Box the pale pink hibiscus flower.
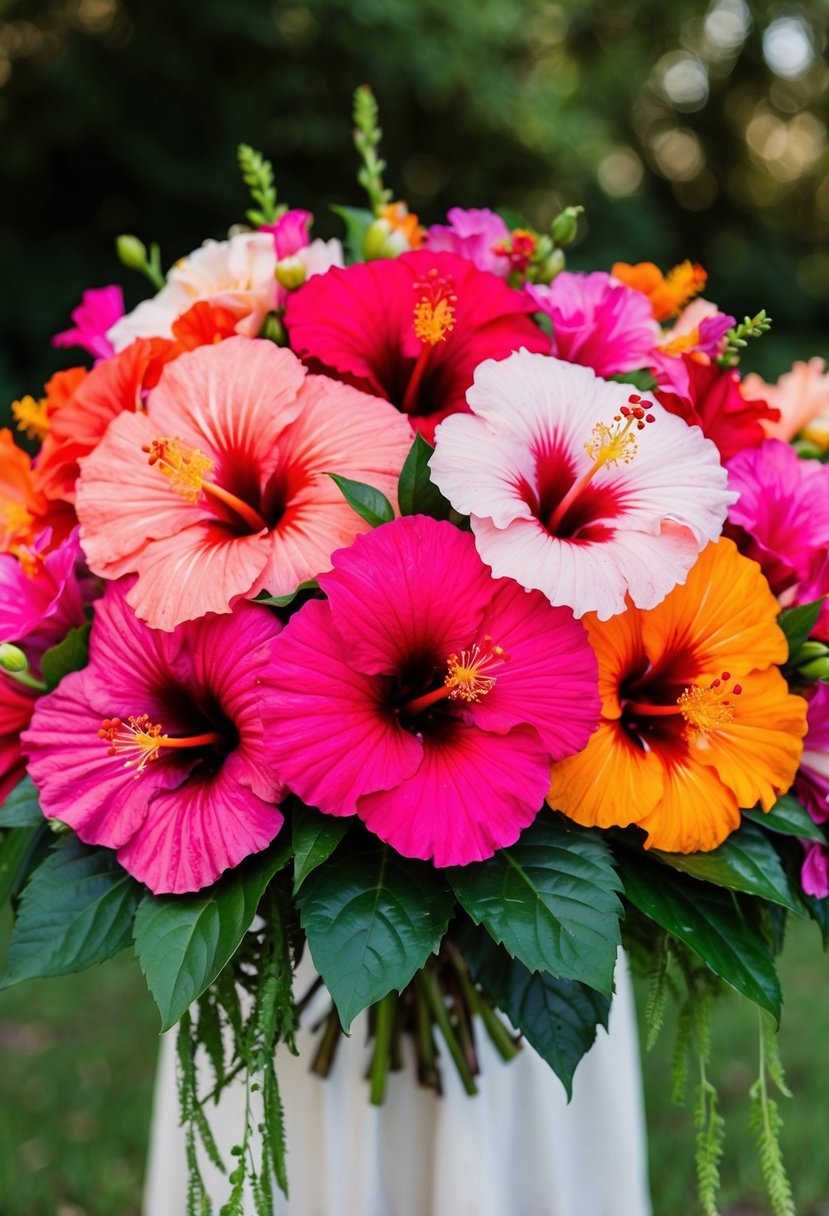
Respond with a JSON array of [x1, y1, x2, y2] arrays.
[[430, 351, 735, 620], [527, 271, 659, 378], [744, 357, 829, 445], [260, 516, 600, 867], [75, 337, 413, 630], [22, 583, 286, 894]]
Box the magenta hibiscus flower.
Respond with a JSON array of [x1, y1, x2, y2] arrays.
[[1, 674, 38, 805], [283, 249, 548, 441], [22, 583, 286, 894], [260, 516, 600, 866], [0, 530, 87, 671]]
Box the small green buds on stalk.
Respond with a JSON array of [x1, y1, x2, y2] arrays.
[[550, 205, 583, 248], [794, 640, 829, 683], [116, 234, 165, 290], [0, 643, 46, 691], [353, 85, 392, 215]]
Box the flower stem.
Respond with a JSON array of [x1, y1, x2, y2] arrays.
[[413, 979, 441, 1092], [369, 991, 397, 1106], [446, 944, 521, 1063], [309, 1008, 342, 1079], [417, 969, 478, 1096]]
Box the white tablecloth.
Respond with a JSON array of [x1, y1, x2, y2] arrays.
[[143, 954, 652, 1216]]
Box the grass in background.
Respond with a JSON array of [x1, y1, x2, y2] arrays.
[[1, 912, 828, 1215]]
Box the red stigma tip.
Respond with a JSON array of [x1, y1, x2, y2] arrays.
[[645, 413, 655, 423], [620, 405, 631, 416], [628, 394, 641, 404], [733, 684, 742, 695], [721, 671, 730, 681]]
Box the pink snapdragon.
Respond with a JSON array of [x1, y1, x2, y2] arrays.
[[52, 286, 124, 361], [22, 583, 286, 893], [260, 516, 600, 867], [527, 271, 659, 378], [430, 351, 735, 620]]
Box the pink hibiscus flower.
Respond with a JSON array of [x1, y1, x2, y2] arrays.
[[793, 683, 829, 899], [0, 530, 87, 671], [655, 356, 778, 462], [1, 674, 37, 805], [425, 208, 512, 277], [75, 337, 413, 630], [260, 516, 600, 867], [283, 249, 548, 441], [52, 286, 124, 361], [429, 351, 735, 621], [526, 271, 659, 378], [727, 440, 829, 601], [22, 583, 286, 894]]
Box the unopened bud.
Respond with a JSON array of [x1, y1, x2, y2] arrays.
[[0, 643, 28, 674], [362, 218, 408, 261], [796, 641, 829, 663], [531, 247, 566, 285], [116, 234, 149, 271], [550, 206, 583, 248], [275, 257, 307, 290], [797, 657, 829, 682]]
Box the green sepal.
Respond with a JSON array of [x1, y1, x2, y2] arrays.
[[779, 598, 825, 664]]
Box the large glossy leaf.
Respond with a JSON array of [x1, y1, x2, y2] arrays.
[[297, 846, 455, 1032], [652, 822, 800, 912], [449, 817, 623, 995], [40, 624, 91, 690], [744, 795, 826, 843], [1, 836, 141, 987], [0, 825, 47, 911], [620, 854, 781, 1021], [461, 924, 610, 1098], [0, 777, 44, 827], [291, 804, 349, 893], [133, 841, 291, 1030], [397, 434, 453, 520]]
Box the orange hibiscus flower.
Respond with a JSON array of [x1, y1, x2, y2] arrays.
[[548, 538, 807, 852], [612, 260, 707, 322]]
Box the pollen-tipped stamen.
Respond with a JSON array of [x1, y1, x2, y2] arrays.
[[99, 714, 223, 779], [401, 270, 457, 415], [678, 672, 742, 741], [12, 396, 49, 442], [143, 436, 268, 532], [546, 397, 656, 535], [400, 636, 508, 718]]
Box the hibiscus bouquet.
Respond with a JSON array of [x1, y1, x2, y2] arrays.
[[2, 88, 828, 1215]]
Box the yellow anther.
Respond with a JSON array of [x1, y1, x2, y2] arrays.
[[413, 296, 456, 346], [143, 436, 214, 502], [12, 396, 49, 442], [444, 636, 508, 703]]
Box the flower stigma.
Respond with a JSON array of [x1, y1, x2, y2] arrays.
[[402, 270, 457, 414], [143, 436, 268, 531], [546, 396, 655, 534], [400, 636, 508, 719], [12, 396, 50, 442], [99, 714, 223, 778], [678, 672, 742, 743]]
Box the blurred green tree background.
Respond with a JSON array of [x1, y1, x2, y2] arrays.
[[1, 0, 827, 418]]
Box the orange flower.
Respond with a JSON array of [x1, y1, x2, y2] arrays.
[[548, 539, 807, 853], [0, 430, 74, 566], [612, 260, 707, 322]]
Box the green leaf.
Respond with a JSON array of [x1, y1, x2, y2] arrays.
[[0, 825, 46, 911], [291, 804, 349, 893], [779, 599, 825, 662], [620, 854, 781, 1021], [40, 624, 91, 690], [1, 836, 141, 987], [254, 579, 319, 608], [297, 846, 455, 1032], [0, 777, 44, 827], [330, 204, 374, 263], [607, 369, 659, 393], [397, 434, 453, 520], [449, 816, 623, 996], [327, 473, 394, 529], [462, 925, 609, 1098], [652, 822, 801, 912], [744, 795, 826, 843], [133, 841, 291, 1031]]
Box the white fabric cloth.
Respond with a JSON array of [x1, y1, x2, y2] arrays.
[[143, 954, 651, 1216]]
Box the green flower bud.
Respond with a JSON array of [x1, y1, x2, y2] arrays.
[[550, 206, 583, 248], [0, 643, 28, 674], [796, 641, 829, 663], [116, 234, 149, 271], [274, 258, 307, 291], [362, 218, 408, 261], [260, 312, 287, 345], [530, 247, 566, 285], [797, 657, 829, 682]]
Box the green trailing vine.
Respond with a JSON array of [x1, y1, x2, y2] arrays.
[[749, 1014, 796, 1216]]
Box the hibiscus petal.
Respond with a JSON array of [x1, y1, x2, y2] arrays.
[[548, 720, 663, 829], [357, 720, 550, 867]]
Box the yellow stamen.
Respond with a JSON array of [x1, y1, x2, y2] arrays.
[[98, 714, 223, 779], [413, 295, 456, 346], [12, 395, 49, 441], [677, 672, 742, 742], [143, 436, 214, 502], [143, 436, 268, 532], [445, 638, 508, 703], [658, 327, 701, 358]]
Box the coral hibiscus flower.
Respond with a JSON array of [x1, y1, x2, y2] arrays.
[[22, 583, 286, 894], [283, 249, 548, 441], [0, 430, 75, 564], [430, 351, 735, 620], [75, 337, 413, 630], [549, 539, 807, 853], [260, 516, 600, 867]]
